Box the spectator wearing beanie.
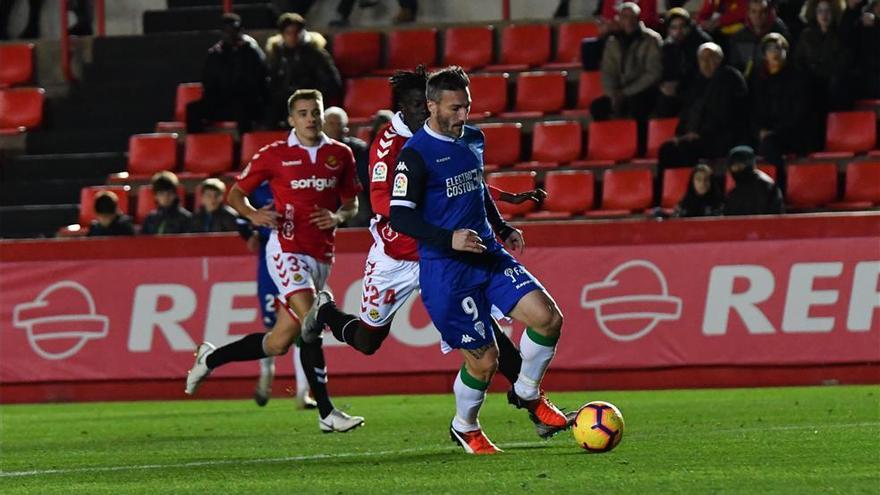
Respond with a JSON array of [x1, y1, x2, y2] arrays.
[[723, 145, 784, 215]]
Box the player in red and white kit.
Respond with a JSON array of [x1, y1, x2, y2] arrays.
[[299, 68, 568, 439], [185, 89, 365, 433]]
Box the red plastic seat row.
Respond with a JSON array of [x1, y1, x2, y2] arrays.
[[331, 22, 600, 77], [126, 132, 238, 176], [811, 111, 877, 159]]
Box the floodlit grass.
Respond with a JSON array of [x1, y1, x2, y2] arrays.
[[1, 386, 878, 494]]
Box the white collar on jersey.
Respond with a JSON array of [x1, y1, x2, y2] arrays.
[[391, 111, 413, 138], [287, 129, 331, 149], [423, 122, 459, 142]]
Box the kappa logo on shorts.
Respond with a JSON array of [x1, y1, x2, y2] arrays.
[[461, 334, 475, 344], [392, 173, 408, 197], [372, 162, 388, 182]]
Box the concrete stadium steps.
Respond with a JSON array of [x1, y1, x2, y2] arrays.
[[0, 204, 79, 238], [143, 3, 277, 34]]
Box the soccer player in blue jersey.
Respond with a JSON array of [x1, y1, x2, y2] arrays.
[[387, 66, 570, 454], [246, 182, 316, 410]]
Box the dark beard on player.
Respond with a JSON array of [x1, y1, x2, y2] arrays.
[[438, 114, 463, 139]]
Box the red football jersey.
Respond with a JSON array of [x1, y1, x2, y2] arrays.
[[368, 114, 420, 261], [237, 131, 361, 263]]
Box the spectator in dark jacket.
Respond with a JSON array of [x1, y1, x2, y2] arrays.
[[591, 2, 663, 122], [656, 8, 713, 117], [87, 191, 135, 237], [675, 164, 724, 217], [750, 33, 817, 189], [795, 0, 853, 110], [186, 13, 269, 134], [723, 145, 784, 215], [142, 171, 192, 235], [851, 0, 880, 98], [265, 13, 342, 128], [658, 42, 748, 171], [727, 0, 792, 78], [190, 178, 239, 233], [323, 106, 370, 227]]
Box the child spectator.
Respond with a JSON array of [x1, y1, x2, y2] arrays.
[[190, 178, 239, 233], [723, 145, 784, 215], [87, 191, 135, 237], [674, 164, 724, 217], [142, 171, 192, 235]]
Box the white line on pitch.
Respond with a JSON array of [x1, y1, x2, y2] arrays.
[[1, 422, 877, 479]]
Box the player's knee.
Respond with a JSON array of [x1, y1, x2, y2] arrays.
[[535, 304, 563, 338]]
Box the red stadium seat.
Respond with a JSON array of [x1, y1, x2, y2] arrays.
[[240, 130, 288, 168], [531, 120, 583, 164], [332, 31, 382, 77], [444, 26, 494, 70], [812, 111, 878, 158], [184, 133, 234, 174], [830, 161, 880, 209], [587, 168, 653, 216], [486, 171, 537, 217], [644, 118, 679, 159], [469, 73, 508, 119], [786, 163, 838, 209], [545, 22, 600, 69], [481, 123, 522, 167], [0, 43, 34, 87], [384, 28, 437, 73], [562, 71, 603, 117], [501, 71, 566, 117], [582, 120, 638, 165], [174, 82, 203, 122], [344, 77, 392, 123], [527, 170, 594, 219], [135, 184, 187, 223], [660, 167, 693, 209], [79, 186, 131, 226], [0, 87, 44, 131], [128, 133, 179, 177], [487, 24, 551, 71]]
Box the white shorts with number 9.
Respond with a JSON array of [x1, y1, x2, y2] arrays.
[[359, 243, 420, 327], [265, 231, 331, 304]]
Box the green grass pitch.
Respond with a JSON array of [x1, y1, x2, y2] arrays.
[[1, 386, 878, 494]]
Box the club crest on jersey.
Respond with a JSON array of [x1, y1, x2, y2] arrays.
[[325, 155, 340, 170], [372, 162, 388, 182], [392, 173, 408, 197]]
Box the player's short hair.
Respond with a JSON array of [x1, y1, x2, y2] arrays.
[[287, 89, 324, 114], [151, 170, 180, 193], [94, 191, 119, 215], [391, 65, 429, 100], [277, 12, 305, 31], [324, 106, 349, 127], [200, 178, 226, 195], [426, 66, 469, 102]]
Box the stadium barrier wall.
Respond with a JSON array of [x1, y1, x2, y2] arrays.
[[1, 213, 879, 403]]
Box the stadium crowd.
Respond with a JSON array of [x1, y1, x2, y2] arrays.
[[82, 0, 879, 236]]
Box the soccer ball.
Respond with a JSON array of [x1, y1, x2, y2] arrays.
[[571, 401, 624, 453]]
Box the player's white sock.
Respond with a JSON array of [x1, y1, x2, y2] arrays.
[[293, 343, 308, 395], [259, 356, 274, 375], [514, 328, 558, 401], [451, 365, 488, 433]]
